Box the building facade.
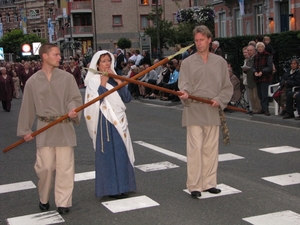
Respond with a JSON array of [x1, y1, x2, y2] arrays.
[[206, 0, 299, 38], [93, 0, 191, 53], [0, 0, 54, 39], [0, 0, 299, 57]]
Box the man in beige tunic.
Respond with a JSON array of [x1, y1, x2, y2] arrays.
[[178, 26, 233, 198], [17, 43, 82, 214]]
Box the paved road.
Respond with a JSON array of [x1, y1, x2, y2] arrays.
[[1, 89, 300, 225]]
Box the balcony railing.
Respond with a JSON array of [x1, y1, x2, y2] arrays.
[[52, 30, 64, 42], [68, 1, 92, 11], [54, 8, 64, 20], [64, 26, 93, 36]]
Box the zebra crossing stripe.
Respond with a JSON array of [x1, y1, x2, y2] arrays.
[[0, 181, 36, 194], [102, 195, 159, 213], [134, 141, 244, 163], [6, 210, 64, 225], [243, 210, 300, 225], [134, 141, 187, 162]]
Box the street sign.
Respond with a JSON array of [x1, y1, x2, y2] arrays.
[[22, 44, 32, 56], [32, 42, 41, 55]]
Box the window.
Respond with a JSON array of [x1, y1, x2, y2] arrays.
[[151, 0, 160, 4], [140, 15, 149, 29], [112, 15, 122, 26], [28, 9, 40, 19], [6, 13, 10, 23], [48, 8, 54, 18], [219, 12, 226, 37], [14, 13, 18, 22], [173, 13, 177, 24], [255, 5, 263, 34], [32, 28, 41, 37], [141, 0, 149, 5], [193, 0, 201, 6], [235, 10, 242, 36]]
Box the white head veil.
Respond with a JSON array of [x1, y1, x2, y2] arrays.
[[83, 50, 135, 165], [84, 50, 115, 149], [84, 50, 116, 87]]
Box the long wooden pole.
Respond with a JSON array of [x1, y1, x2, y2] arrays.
[[104, 72, 247, 113], [3, 45, 193, 153]]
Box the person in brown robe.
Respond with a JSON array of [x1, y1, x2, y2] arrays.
[[178, 26, 233, 198], [67, 60, 82, 87], [19, 62, 34, 93], [0, 67, 14, 112], [17, 43, 82, 215]]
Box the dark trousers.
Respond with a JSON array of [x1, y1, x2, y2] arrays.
[[256, 82, 271, 112], [163, 82, 179, 97], [145, 79, 157, 95], [1, 101, 11, 112], [286, 91, 300, 115], [128, 83, 139, 97]]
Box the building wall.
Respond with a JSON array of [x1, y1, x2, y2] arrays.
[[211, 0, 299, 38], [93, 0, 190, 52]]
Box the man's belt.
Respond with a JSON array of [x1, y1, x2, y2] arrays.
[[38, 116, 71, 123]]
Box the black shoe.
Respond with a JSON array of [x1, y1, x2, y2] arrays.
[[264, 111, 270, 116], [246, 110, 253, 115], [204, 187, 221, 194], [57, 207, 70, 215], [191, 191, 201, 198], [279, 110, 286, 116], [39, 202, 50, 211], [109, 193, 129, 199], [295, 116, 300, 120], [283, 113, 295, 119]]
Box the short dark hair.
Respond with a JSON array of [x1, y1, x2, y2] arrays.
[[39, 43, 58, 59]]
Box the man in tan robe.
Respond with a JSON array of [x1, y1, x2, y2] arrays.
[[178, 26, 233, 198], [17, 43, 82, 214]]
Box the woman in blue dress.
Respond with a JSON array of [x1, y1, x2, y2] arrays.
[[84, 50, 136, 199]]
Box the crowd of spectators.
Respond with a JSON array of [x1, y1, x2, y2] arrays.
[[238, 35, 300, 119], [2, 40, 300, 120]]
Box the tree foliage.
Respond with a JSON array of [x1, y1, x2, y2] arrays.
[[0, 29, 47, 56], [144, 7, 175, 49], [117, 38, 132, 49]]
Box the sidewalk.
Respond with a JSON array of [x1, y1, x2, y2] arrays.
[[138, 98, 300, 128]]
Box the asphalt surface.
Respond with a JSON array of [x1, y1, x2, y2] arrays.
[[0, 89, 300, 225]]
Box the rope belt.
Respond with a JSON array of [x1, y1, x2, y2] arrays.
[[38, 116, 71, 123]]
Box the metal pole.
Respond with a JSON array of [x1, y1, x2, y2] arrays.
[[155, 0, 161, 60]]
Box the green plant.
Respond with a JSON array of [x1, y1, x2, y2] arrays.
[[117, 38, 132, 50]]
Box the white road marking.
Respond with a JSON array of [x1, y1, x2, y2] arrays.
[[135, 161, 179, 172], [6, 211, 64, 225], [0, 181, 36, 194], [74, 171, 95, 181], [242, 210, 300, 225], [102, 195, 159, 213], [134, 141, 244, 163], [134, 141, 187, 162], [262, 173, 300, 186], [218, 153, 244, 161], [259, 146, 300, 154], [183, 183, 242, 199]]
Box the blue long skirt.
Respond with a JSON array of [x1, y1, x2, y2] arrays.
[[95, 113, 136, 198]]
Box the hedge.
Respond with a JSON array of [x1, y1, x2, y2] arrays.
[[215, 30, 300, 83]]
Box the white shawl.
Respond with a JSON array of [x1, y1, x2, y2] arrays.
[[84, 50, 135, 166]]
